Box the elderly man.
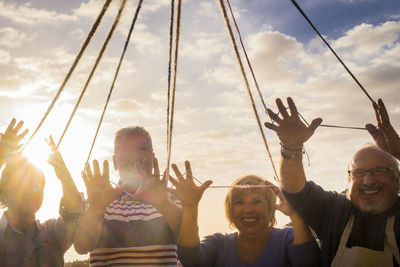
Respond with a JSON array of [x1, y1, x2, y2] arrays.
[[74, 126, 181, 266], [264, 98, 400, 267]]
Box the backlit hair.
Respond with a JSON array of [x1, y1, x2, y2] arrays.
[[114, 126, 153, 153], [0, 156, 45, 208]]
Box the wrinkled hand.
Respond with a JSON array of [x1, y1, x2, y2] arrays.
[[47, 135, 71, 180], [82, 160, 124, 212], [169, 161, 212, 207], [272, 185, 294, 217], [365, 99, 400, 160], [0, 118, 28, 159], [132, 157, 170, 206], [264, 97, 322, 148]]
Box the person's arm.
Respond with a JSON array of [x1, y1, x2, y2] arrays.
[[133, 157, 182, 234], [169, 161, 212, 247], [273, 185, 313, 245], [264, 97, 322, 193], [74, 160, 125, 254], [47, 136, 83, 211], [366, 98, 400, 161], [0, 118, 28, 168]]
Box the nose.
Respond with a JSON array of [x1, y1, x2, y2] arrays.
[[362, 172, 376, 186]]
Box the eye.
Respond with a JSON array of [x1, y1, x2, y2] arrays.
[[372, 167, 389, 176], [234, 199, 244, 205], [349, 169, 365, 177]]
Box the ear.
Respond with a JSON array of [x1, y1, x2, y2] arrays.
[[113, 155, 118, 171]]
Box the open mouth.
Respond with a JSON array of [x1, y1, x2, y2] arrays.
[[241, 217, 257, 223], [360, 188, 381, 196]]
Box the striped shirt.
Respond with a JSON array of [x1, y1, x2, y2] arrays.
[[89, 192, 179, 266]]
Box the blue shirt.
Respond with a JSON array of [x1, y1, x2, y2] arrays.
[[178, 227, 320, 267]]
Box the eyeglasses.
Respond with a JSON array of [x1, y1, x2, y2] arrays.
[[347, 166, 397, 179]]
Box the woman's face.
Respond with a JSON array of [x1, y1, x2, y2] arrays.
[[232, 191, 270, 236]]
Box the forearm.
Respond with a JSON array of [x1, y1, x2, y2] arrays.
[[74, 207, 104, 254], [155, 199, 181, 235], [280, 148, 306, 193], [59, 174, 84, 210], [178, 205, 200, 247], [290, 212, 313, 245]]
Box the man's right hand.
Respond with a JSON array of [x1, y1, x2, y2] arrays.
[[264, 97, 322, 148], [82, 160, 125, 214]]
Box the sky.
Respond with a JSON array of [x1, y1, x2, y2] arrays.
[[0, 0, 399, 262]]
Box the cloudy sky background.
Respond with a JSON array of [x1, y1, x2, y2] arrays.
[[0, 0, 399, 261]]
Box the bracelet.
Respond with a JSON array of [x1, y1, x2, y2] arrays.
[[279, 143, 303, 151], [280, 143, 303, 159]]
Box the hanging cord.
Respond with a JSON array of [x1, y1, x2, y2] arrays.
[[165, 0, 182, 183], [85, 0, 144, 167], [165, 0, 175, 183], [226, 0, 367, 132], [290, 0, 376, 105], [57, 0, 127, 148], [218, 0, 279, 182], [22, 0, 113, 150], [225, 0, 270, 117]]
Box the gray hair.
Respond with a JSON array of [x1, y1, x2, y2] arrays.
[[114, 126, 153, 153]]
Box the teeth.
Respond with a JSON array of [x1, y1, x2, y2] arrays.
[[363, 190, 379, 195], [242, 218, 257, 222]]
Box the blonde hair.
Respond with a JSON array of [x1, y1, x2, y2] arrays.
[[224, 175, 276, 229]]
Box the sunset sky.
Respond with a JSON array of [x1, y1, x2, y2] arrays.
[[0, 0, 399, 261]]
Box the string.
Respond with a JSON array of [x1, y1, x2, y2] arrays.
[[57, 0, 127, 148], [166, 0, 175, 184], [22, 0, 113, 150], [85, 0, 144, 167], [290, 0, 376, 105], [218, 0, 279, 182], [225, 0, 270, 117], [166, 0, 182, 184]]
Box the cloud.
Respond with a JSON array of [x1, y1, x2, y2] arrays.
[[0, 27, 27, 48], [0, 1, 76, 25]]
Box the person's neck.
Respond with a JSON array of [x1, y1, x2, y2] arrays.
[[6, 209, 36, 230]]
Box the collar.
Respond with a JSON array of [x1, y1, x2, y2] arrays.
[[0, 211, 41, 235]]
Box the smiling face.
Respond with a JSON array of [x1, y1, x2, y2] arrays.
[[231, 191, 271, 236], [225, 175, 276, 236], [113, 131, 154, 187], [348, 145, 399, 214]]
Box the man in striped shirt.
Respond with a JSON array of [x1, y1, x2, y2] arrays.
[[74, 126, 181, 266]]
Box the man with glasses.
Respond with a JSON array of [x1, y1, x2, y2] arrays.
[[264, 97, 400, 267], [74, 126, 181, 266]]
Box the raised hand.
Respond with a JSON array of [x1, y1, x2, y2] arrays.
[[82, 160, 124, 213], [47, 135, 71, 180], [133, 157, 170, 206], [0, 118, 28, 159], [169, 161, 212, 207], [264, 97, 322, 148], [271, 185, 294, 217], [365, 99, 400, 160]]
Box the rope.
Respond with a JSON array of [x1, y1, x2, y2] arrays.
[[166, 0, 182, 183], [166, 0, 175, 183], [290, 0, 376, 105], [57, 0, 127, 148], [218, 0, 279, 182], [23, 0, 112, 150], [85, 0, 144, 167], [225, 0, 270, 117]]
